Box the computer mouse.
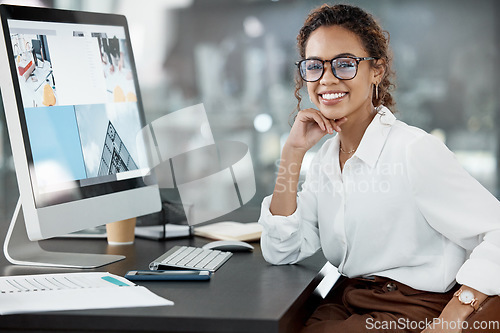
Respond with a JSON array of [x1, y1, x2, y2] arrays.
[[202, 240, 254, 252]]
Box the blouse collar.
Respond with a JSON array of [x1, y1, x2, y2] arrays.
[[354, 106, 396, 168], [334, 106, 396, 169]]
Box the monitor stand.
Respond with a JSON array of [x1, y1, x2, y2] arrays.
[[3, 199, 125, 269]]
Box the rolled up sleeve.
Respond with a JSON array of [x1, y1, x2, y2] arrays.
[[456, 230, 500, 295], [259, 194, 320, 265]]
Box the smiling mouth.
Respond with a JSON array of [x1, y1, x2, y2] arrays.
[[320, 92, 347, 101]]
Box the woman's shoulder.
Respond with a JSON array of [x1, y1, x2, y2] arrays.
[[389, 119, 438, 146], [391, 119, 428, 139], [389, 119, 450, 156]]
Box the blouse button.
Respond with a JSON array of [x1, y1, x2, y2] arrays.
[[386, 282, 398, 292]]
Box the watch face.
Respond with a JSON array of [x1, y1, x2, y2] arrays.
[[459, 290, 475, 304]]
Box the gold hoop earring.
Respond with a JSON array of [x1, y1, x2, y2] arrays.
[[375, 83, 379, 100]]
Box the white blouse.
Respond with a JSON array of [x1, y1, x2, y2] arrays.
[[259, 107, 500, 295]]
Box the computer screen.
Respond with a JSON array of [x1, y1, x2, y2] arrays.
[[0, 5, 161, 267]]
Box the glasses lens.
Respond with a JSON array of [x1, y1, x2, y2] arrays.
[[299, 59, 323, 82], [332, 58, 358, 79]]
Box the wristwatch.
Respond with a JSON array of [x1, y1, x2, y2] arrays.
[[454, 288, 480, 311]]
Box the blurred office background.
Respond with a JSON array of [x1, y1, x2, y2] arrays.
[[0, 0, 499, 223]]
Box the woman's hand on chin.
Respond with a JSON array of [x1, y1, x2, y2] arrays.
[[286, 108, 347, 153]]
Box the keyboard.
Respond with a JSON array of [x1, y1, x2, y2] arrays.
[[149, 246, 232, 272]]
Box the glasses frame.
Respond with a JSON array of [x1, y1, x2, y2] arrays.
[[296, 56, 378, 82]]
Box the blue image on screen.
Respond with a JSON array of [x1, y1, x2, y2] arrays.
[[25, 105, 87, 185]]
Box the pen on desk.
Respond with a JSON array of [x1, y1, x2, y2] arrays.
[[140, 271, 194, 275]]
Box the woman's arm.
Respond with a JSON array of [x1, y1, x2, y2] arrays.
[[270, 109, 345, 216], [422, 285, 489, 333], [259, 110, 345, 265], [406, 134, 500, 332], [269, 146, 305, 216]]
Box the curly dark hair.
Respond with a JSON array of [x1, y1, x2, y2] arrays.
[[294, 4, 396, 113]]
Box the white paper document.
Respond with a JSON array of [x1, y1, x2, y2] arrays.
[[0, 272, 173, 315]]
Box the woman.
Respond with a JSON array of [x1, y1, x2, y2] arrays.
[[258, 4, 500, 333]]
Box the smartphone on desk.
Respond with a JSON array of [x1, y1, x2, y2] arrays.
[[125, 270, 211, 281]]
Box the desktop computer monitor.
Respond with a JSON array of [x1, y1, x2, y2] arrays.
[[0, 5, 162, 268]]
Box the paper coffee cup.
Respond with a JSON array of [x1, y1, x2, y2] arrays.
[[106, 218, 136, 245]]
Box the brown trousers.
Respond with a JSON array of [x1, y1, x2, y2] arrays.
[[302, 276, 459, 333]]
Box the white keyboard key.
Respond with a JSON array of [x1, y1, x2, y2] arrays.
[[195, 251, 220, 269], [204, 253, 232, 270], [177, 248, 205, 266]]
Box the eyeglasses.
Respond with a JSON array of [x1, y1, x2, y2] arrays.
[[296, 56, 377, 82]]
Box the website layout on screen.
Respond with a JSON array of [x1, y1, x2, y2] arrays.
[[7, 19, 149, 200]]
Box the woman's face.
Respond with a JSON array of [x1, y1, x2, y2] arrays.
[[305, 25, 380, 121]]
